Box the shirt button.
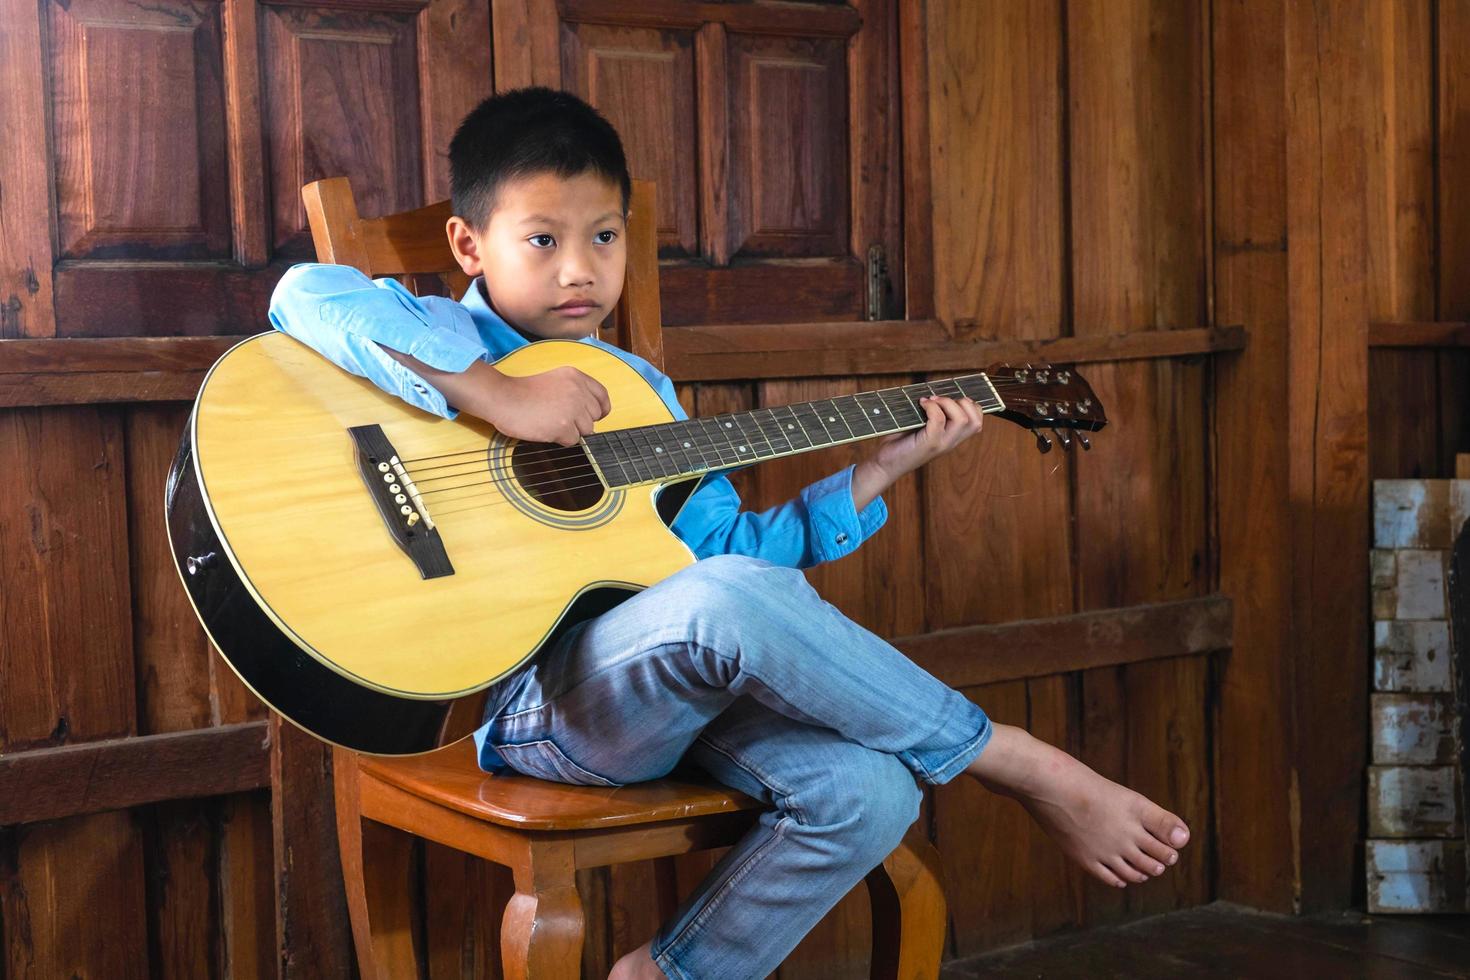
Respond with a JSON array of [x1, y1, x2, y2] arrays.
[[835, 532, 849, 545], [412, 382, 428, 394]]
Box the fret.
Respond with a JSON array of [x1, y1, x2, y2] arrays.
[[694, 417, 737, 468], [853, 391, 900, 434], [586, 436, 631, 487], [790, 401, 836, 446], [816, 399, 858, 442], [775, 405, 814, 451], [631, 426, 677, 479], [835, 393, 879, 436], [735, 413, 776, 459], [878, 387, 924, 428], [608, 429, 651, 485], [718, 415, 761, 463], [754, 408, 796, 455], [662, 420, 704, 475]]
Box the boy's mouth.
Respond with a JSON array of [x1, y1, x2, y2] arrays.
[[552, 298, 600, 316]]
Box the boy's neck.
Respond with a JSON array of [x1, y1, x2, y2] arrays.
[[478, 278, 544, 344]]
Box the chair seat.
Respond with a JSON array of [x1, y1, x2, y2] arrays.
[[356, 738, 763, 831]]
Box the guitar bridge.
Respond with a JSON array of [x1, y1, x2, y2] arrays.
[[348, 424, 454, 579]]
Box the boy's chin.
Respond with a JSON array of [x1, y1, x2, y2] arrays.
[[520, 316, 605, 341]]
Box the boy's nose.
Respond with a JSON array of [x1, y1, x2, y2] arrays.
[[558, 247, 595, 287]]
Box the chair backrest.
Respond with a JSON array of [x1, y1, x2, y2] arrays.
[[301, 177, 665, 372]]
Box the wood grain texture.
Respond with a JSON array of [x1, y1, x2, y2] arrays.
[[0, 0, 56, 337], [1283, 0, 1371, 911], [1066, 0, 1212, 921]]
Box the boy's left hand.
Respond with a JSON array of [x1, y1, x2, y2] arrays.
[[868, 394, 984, 481], [848, 394, 984, 512]]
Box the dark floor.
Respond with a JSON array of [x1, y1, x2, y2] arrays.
[[939, 902, 1470, 979]]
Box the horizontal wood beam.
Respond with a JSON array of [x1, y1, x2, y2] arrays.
[[1368, 321, 1470, 348], [896, 594, 1232, 689], [0, 721, 270, 826], [664, 324, 1248, 380], [0, 326, 1248, 406]]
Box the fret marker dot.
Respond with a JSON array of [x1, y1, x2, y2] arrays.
[[654, 447, 663, 453], [872, 408, 881, 414], [738, 445, 747, 451], [786, 424, 794, 430], [828, 416, 836, 422], [724, 422, 733, 428], [683, 441, 691, 448]]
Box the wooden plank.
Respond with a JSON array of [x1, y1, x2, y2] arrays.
[[218, 791, 277, 980], [1366, 839, 1468, 913], [0, 405, 150, 975], [900, 597, 1230, 689], [1065, 0, 1212, 923], [0, 723, 271, 826], [1369, 321, 1470, 347], [0, 335, 244, 373], [898, 0, 934, 320], [269, 714, 354, 978], [0, 0, 56, 338], [0, 371, 208, 407], [1370, 692, 1457, 765], [557, 0, 860, 38], [223, 0, 268, 267], [1211, 0, 1298, 913], [1437, 3, 1470, 475], [1367, 765, 1462, 838]]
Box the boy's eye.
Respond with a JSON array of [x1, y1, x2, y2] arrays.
[[594, 230, 617, 245], [528, 234, 555, 248]]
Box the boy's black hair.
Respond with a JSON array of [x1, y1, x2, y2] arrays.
[[448, 87, 631, 230]]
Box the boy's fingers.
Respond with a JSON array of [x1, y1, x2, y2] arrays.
[[585, 376, 611, 417]]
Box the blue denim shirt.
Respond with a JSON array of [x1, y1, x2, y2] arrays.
[[266, 263, 888, 752]]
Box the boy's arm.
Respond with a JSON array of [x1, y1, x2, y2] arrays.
[[268, 263, 607, 445]]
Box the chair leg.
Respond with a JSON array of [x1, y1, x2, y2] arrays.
[[333, 747, 423, 980], [866, 828, 947, 980], [501, 838, 584, 979]]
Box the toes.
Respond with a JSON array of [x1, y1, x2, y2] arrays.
[[1144, 805, 1191, 849], [1125, 845, 1166, 878], [1105, 854, 1149, 885], [1136, 833, 1178, 867], [1090, 861, 1127, 889]]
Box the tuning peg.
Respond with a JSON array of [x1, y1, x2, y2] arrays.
[[1052, 427, 1073, 451], [1035, 431, 1053, 454], [1077, 432, 1091, 451]]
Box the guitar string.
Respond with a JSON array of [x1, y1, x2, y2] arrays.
[[389, 374, 1064, 469], [402, 385, 1088, 499]]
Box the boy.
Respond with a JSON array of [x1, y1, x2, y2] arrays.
[[269, 88, 1190, 980]]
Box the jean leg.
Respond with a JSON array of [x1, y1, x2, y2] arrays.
[[485, 554, 991, 788], [646, 697, 922, 980]]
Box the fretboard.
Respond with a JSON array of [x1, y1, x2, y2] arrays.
[[584, 374, 1003, 489]]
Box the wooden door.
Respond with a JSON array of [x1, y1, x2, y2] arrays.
[[494, 0, 903, 326]]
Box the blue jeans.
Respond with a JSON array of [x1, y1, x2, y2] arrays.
[[478, 554, 991, 979]]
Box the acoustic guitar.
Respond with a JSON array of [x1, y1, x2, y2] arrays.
[[166, 332, 1106, 754]]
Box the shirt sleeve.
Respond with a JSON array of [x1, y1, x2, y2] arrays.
[[643, 372, 889, 568], [266, 262, 489, 419]]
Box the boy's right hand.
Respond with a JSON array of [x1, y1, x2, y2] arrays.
[[477, 365, 611, 446]]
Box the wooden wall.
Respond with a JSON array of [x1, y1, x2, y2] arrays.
[[5, 0, 1457, 976]]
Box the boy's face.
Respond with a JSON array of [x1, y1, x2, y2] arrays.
[[446, 171, 626, 341]]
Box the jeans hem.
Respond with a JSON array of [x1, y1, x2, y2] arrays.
[[908, 710, 993, 786]]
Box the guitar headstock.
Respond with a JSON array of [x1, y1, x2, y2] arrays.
[[985, 363, 1108, 453]]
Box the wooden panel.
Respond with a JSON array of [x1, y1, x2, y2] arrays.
[[727, 33, 849, 260], [1283, 0, 1371, 911], [0, 405, 150, 977], [262, 3, 425, 258], [561, 22, 697, 256], [0, 0, 58, 337], [1366, 1, 1439, 481], [927, 0, 1062, 339], [1436, 2, 1470, 473], [1066, 0, 1211, 924], [47, 0, 231, 260], [419, 0, 492, 204], [1211, 0, 1297, 913]]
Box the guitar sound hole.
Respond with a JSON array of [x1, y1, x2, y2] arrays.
[[509, 441, 605, 512]]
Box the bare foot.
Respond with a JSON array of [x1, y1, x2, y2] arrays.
[[965, 723, 1190, 888], [609, 939, 666, 980]]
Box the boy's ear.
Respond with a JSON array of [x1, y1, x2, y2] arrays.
[[446, 215, 484, 277]]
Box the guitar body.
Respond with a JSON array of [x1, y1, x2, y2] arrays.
[[166, 332, 697, 755]]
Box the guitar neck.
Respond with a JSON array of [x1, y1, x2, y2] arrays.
[[584, 374, 1005, 489]]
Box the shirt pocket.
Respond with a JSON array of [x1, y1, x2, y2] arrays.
[[492, 738, 622, 787]]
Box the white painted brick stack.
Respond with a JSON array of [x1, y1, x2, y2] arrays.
[[1368, 480, 1468, 913]]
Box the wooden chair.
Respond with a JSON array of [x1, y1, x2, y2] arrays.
[[302, 176, 948, 979]]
